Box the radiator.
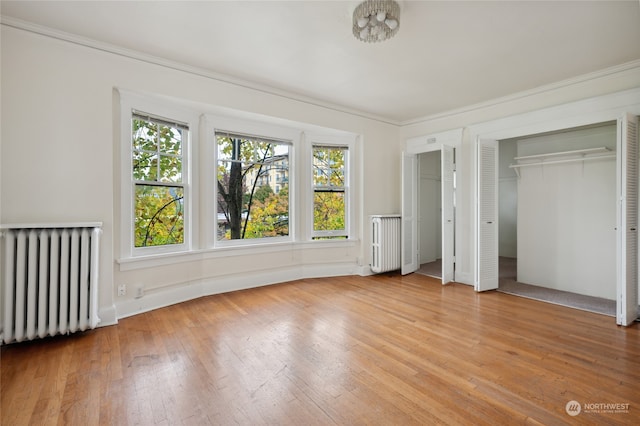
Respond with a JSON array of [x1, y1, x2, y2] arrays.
[[371, 215, 401, 273], [1, 223, 102, 344]]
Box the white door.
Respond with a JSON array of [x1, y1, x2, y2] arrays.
[[442, 145, 455, 284], [401, 153, 418, 275], [616, 114, 639, 326], [476, 139, 499, 291]]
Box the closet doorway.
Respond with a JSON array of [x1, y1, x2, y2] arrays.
[[497, 124, 617, 308], [497, 139, 518, 291], [417, 150, 443, 278], [476, 114, 639, 326], [401, 141, 456, 284]]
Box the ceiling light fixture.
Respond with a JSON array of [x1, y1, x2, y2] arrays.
[[353, 0, 400, 43]]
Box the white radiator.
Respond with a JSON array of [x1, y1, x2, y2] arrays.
[[1, 223, 102, 344], [371, 215, 401, 273]]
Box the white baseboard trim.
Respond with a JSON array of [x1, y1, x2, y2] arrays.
[[98, 305, 118, 327], [111, 264, 475, 322], [357, 265, 376, 276], [114, 262, 359, 320]]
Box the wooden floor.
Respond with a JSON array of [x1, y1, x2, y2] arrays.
[[2, 273, 639, 425]]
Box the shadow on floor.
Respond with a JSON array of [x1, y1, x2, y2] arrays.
[[497, 257, 616, 317], [416, 259, 442, 279]]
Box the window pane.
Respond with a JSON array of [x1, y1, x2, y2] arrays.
[[135, 185, 184, 247], [132, 116, 183, 183], [314, 168, 329, 186], [314, 192, 345, 231], [132, 119, 157, 152], [313, 147, 346, 188], [216, 134, 289, 241], [133, 151, 158, 181], [330, 168, 345, 186], [216, 138, 234, 162], [158, 126, 182, 156], [159, 154, 182, 183]]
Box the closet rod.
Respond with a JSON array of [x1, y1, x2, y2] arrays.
[[509, 154, 616, 170]]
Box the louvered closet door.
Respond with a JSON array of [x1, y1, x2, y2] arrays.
[[476, 139, 499, 291], [617, 114, 639, 326], [401, 153, 418, 275], [442, 145, 455, 284]]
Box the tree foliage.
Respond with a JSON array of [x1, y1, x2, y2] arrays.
[[134, 186, 184, 247], [244, 186, 289, 238], [314, 192, 345, 231], [216, 135, 289, 240]]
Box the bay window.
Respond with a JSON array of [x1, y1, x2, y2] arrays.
[[119, 90, 357, 263]]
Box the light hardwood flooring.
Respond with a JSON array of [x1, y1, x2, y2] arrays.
[[2, 273, 639, 425]]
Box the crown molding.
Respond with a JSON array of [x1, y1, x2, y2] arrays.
[[3, 15, 638, 129], [0, 15, 401, 127], [401, 59, 640, 127]]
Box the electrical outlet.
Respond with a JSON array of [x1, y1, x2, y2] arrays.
[[117, 284, 126, 296]]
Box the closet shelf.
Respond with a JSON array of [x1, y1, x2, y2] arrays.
[[512, 147, 611, 161], [509, 147, 615, 177]]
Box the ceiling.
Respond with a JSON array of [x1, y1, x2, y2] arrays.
[[2, 1, 639, 123]]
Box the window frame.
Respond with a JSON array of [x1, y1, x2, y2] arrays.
[[306, 134, 356, 240], [132, 111, 187, 248], [118, 91, 199, 259], [204, 115, 300, 249]]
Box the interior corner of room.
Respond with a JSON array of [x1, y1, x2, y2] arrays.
[[2, 2, 640, 424]]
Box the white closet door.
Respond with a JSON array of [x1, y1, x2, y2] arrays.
[[616, 114, 639, 326], [476, 139, 499, 291], [442, 145, 455, 284], [401, 153, 418, 275]]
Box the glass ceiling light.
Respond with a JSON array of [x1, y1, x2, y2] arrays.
[[353, 0, 400, 43]]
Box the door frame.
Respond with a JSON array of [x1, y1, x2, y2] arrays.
[[403, 128, 463, 279]]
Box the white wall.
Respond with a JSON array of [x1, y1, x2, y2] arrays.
[[498, 141, 518, 258], [516, 125, 617, 299], [0, 25, 400, 323], [419, 151, 441, 264]]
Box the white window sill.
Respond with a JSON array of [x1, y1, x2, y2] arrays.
[[117, 239, 359, 271]]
